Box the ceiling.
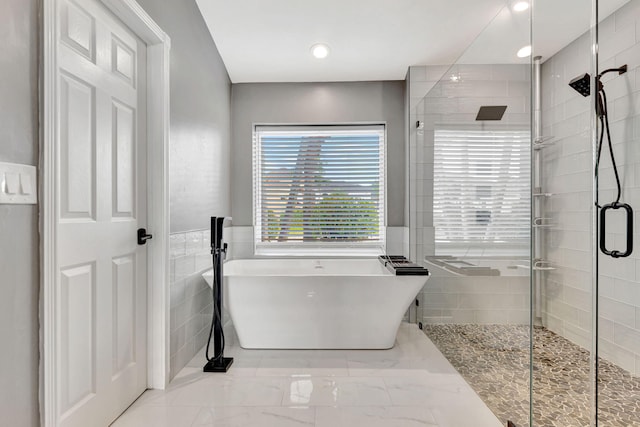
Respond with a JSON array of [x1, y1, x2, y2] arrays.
[[195, 0, 630, 83]]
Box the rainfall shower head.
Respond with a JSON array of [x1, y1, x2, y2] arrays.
[[475, 105, 507, 121], [569, 73, 591, 97]]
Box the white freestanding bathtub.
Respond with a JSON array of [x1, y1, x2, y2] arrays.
[[202, 258, 429, 349]]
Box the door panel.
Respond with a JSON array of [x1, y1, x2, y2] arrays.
[[112, 254, 136, 377], [112, 100, 136, 218], [60, 0, 95, 63], [59, 73, 95, 220], [55, 0, 148, 425], [60, 263, 96, 413]]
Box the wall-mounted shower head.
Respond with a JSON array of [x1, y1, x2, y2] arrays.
[[569, 65, 627, 97], [569, 73, 591, 97]]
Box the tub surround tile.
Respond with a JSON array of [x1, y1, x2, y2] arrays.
[[116, 323, 501, 427], [170, 233, 187, 258], [170, 228, 218, 379], [386, 226, 406, 256], [186, 230, 204, 254]]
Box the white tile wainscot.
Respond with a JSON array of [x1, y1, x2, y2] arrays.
[[169, 229, 217, 379]]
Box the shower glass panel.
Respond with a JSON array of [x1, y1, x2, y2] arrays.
[[409, 2, 532, 425], [411, 0, 640, 425], [592, 0, 640, 425], [533, 0, 640, 425], [532, 0, 596, 425]]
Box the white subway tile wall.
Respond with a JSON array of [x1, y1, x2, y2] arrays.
[[169, 229, 216, 379], [409, 64, 531, 326], [541, 0, 640, 375]]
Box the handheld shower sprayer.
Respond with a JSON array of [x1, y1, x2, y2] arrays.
[[568, 64, 633, 258], [568, 65, 627, 97]]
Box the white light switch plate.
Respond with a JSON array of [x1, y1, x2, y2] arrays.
[[0, 161, 37, 205]]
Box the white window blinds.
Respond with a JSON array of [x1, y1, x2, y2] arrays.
[[254, 125, 385, 255], [433, 128, 530, 255]]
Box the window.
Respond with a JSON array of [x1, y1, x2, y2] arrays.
[[254, 125, 385, 255], [433, 128, 530, 255]]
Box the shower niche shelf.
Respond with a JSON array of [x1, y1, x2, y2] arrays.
[[533, 217, 555, 228], [516, 260, 556, 271], [533, 136, 556, 150]]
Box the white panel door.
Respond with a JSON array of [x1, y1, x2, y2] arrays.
[[55, 0, 148, 425]]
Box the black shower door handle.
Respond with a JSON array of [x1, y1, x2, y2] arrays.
[[600, 202, 633, 258]]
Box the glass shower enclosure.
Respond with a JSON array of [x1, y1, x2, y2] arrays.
[[409, 0, 640, 425]]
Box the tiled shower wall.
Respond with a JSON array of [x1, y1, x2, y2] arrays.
[[409, 64, 531, 264], [541, 0, 640, 375], [409, 64, 531, 325]]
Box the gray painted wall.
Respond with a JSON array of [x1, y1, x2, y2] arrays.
[[0, 0, 232, 424], [231, 81, 406, 226], [0, 0, 39, 425], [135, 0, 232, 377], [137, 0, 232, 233]]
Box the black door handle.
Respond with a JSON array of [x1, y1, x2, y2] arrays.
[[600, 202, 633, 258], [137, 228, 153, 245]]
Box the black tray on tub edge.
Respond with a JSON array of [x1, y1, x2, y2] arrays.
[[378, 255, 430, 276]]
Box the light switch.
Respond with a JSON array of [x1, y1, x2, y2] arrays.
[[20, 173, 33, 195], [5, 173, 19, 194], [0, 162, 37, 205]]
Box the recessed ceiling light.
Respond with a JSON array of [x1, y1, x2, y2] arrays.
[[517, 45, 532, 58], [450, 73, 461, 82], [311, 43, 330, 59], [513, 1, 529, 12]]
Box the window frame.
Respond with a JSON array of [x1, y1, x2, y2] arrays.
[[252, 123, 387, 257]]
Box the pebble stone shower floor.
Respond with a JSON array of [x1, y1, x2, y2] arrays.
[[423, 324, 640, 427]]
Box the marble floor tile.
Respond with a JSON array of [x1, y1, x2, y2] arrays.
[[347, 356, 457, 376], [383, 374, 477, 407], [111, 405, 200, 427], [117, 323, 503, 426], [256, 357, 349, 377], [315, 406, 439, 427], [171, 377, 286, 407], [191, 406, 316, 427], [282, 377, 392, 406]]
